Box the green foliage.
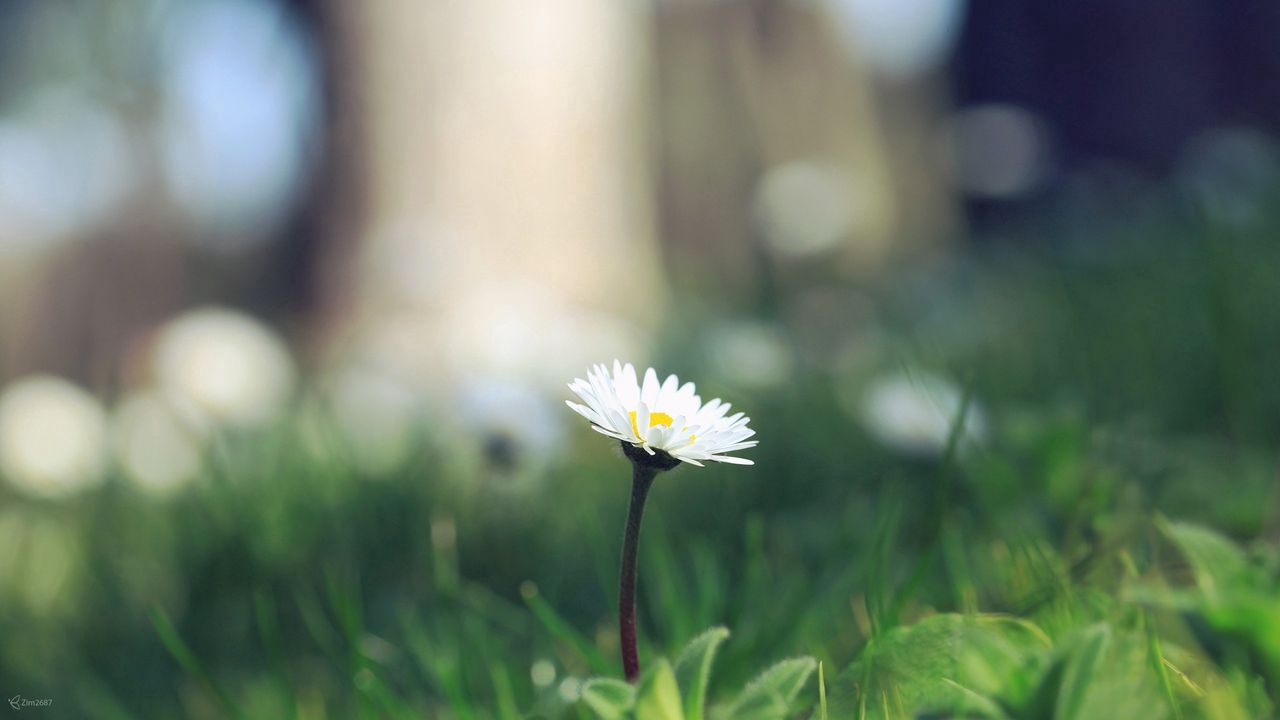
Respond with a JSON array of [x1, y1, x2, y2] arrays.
[[1161, 520, 1252, 601], [816, 661, 828, 720], [820, 613, 1049, 719], [715, 657, 817, 720], [581, 679, 636, 720], [814, 595, 1275, 720], [635, 660, 685, 720], [578, 629, 815, 720], [673, 626, 729, 720], [1050, 624, 1114, 720], [1026, 623, 1168, 720], [1154, 520, 1280, 692], [8, 220, 1280, 717]]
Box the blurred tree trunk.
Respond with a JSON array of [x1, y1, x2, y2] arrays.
[[652, 0, 955, 307], [322, 1, 663, 390]]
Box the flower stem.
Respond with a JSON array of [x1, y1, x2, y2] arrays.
[[619, 461, 657, 682]]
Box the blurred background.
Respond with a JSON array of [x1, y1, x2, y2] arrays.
[[2, 0, 1280, 717]]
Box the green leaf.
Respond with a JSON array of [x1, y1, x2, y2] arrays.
[[581, 678, 637, 720], [521, 581, 611, 673], [818, 613, 1051, 720], [1054, 623, 1111, 720], [719, 657, 817, 720], [636, 659, 685, 720], [674, 627, 729, 720], [1158, 520, 1280, 683], [1028, 623, 1169, 720], [940, 679, 1014, 719], [1159, 519, 1250, 601], [150, 607, 245, 720], [817, 661, 828, 720]]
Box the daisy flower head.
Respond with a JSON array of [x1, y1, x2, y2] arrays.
[[566, 361, 757, 468]]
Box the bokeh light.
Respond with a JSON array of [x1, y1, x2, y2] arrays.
[[706, 321, 795, 389], [112, 390, 204, 495], [1176, 126, 1280, 227], [754, 160, 859, 259], [945, 104, 1055, 200], [848, 369, 987, 457], [530, 659, 556, 688], [830, 0, 966, 78], [157, 0, 320, 246], [0, 87, 135, 251], [326, 365, 423, 474], [0, 376, 108, 498], [153, 307, 296, 428]]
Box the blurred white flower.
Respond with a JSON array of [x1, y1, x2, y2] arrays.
[[557, 677, 583, 703], [111, 390, 203, 495], [1177, 127, 1280, 227], [567, 361, 757, 466], [453, 377, 563, 479], [852, 370, 986, 457], [754, 160, 857, 258], [530, 659, 556, 688], [327, 366, 423, 474], [830, 0, 966, 79], [707, 321, 794, 389], [154, 307, 296, 428], [944, 104, 1054, 200], [0, 376, 108, 498]]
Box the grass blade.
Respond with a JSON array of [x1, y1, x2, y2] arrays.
[[150, 607, 244, 720]]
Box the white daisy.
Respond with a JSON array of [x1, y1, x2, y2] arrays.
[[565, 361, 757, 466]]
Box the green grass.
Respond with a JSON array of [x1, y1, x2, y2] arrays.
[[3, 207, 1280, 718]]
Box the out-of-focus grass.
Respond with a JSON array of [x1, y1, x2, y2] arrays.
[[2, 206, 1280, 718]]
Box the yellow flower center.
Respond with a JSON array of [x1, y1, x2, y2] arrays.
[[629, 410, 694, 442], [629, 410, 673, 437]]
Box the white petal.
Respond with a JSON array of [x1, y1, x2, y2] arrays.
[[665, 435, 698, 452], [565, 400, 605, 426], [618, 363, 639, 405], [712, 440, 758, 452], [607, 408, 634, 439], [591, 424, 628, 440], [708, 455, 754, 465], [635, 402, 649, 441], [641, 368, 660, 405], [658, 374, 679, 408], [647, 423, 669, 448]]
